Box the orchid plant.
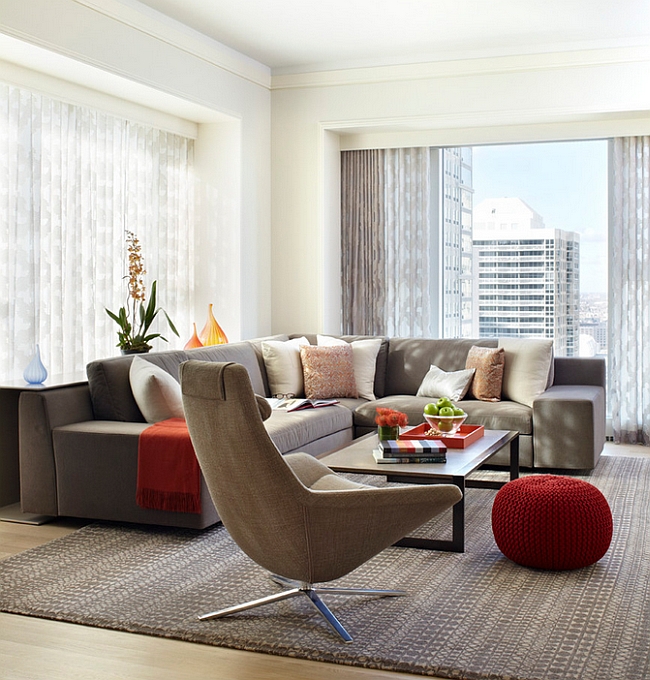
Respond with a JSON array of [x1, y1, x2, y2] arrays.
[[105, 231, 179, 353]]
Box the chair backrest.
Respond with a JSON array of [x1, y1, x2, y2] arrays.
[[179, 360, 312, 575]]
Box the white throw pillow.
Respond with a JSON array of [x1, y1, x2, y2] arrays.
[[317, 335, 382, 400], [261, 337, 309, 397], [129, 355, 184, 423], [416, 365, 475, 402], [498, 338, 554, 407]]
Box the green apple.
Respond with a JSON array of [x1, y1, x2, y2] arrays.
[[423, 402, 439, 416], [436, 397, 453, 409], [453, 407, 465, 416], [438, 406, 454, 417]]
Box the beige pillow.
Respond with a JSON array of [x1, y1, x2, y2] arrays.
[[261, 337, 309, 397], [317, 335, 382, 400], [416, 364, 475, 402], [498, 338, 554, 407], [465, 346, 505, 402], [129, 355, 184, 423], [300, 345, 358, 399]]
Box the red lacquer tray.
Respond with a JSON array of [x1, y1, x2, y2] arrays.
[[400, 423, 485, 448]]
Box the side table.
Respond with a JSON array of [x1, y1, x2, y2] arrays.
[[0, 373, 86, 524]]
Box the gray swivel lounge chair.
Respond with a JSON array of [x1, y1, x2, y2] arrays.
[[180, 360, 462, 642]]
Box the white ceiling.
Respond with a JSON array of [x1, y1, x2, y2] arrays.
[[135, 0, 650, 74]]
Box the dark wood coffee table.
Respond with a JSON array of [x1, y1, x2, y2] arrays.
[[319, 429, 519, 553]]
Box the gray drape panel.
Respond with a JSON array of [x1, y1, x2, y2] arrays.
[[341, 149, 386, 334], [341, 148, 432, 337], [611, 136, 650, 445]]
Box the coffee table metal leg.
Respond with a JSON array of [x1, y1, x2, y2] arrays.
[[394, 475, 466, 553], [510, 435, 520, 481]]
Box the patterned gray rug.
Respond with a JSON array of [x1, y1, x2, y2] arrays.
[[1, 455, 649, 680]]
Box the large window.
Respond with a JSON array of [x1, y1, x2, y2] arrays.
[[341, 140, 608, 359], [0, 83, 195, 380], [438, 140, 608, 358]]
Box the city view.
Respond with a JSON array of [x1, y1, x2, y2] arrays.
[[440, 141, 608, 358]]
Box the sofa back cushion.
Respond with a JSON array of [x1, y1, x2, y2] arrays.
[[87, 340, 268, 422], [385, 338, 498, 396]]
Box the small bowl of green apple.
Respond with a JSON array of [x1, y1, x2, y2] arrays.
[[423, 397, 467, 435]]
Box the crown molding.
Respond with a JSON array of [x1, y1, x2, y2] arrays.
[[272, 45, 650, 91], [72, 0, 271, 88], [28, 0, 270, 90]]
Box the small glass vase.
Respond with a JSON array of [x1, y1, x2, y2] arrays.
[[378, 425, 400, 441], [24, 344, 48, 384], [199, 304, 228, 345]]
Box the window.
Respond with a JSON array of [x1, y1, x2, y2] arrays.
[[437, 140, 608, 358], [0, 83, 195, 380]]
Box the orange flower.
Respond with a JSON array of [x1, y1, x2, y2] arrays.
[[375, 407, 408, 428]]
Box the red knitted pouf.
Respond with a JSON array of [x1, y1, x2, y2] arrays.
[[491, 475, 613, 570]]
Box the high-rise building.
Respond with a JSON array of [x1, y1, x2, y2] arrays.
[[433, 147, 474, 338], [472, 198, 580, 356]]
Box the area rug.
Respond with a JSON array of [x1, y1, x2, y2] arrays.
[[1, 455, 649, 680]]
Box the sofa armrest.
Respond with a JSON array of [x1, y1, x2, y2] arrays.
[[19, 384, 94, 515], [553, 356, 606, 389], [532, 384, 606, 469]]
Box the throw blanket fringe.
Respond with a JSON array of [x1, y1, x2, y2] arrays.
[[136, 418, 201, 514]]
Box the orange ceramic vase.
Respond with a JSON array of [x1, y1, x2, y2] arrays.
[[199, 304, 228, 345], [184, 323, 203, 349]]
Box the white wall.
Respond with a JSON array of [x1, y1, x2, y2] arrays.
[[0, 0, 272, 341], [271, 48, 650, 334]]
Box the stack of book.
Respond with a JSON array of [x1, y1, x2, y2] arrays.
[[372, 439, 447, 464]]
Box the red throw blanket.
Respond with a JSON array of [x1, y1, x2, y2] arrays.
[[136, 418, 201, 514]]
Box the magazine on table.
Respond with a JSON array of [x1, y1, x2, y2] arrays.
[[266, 396, 339, 412]]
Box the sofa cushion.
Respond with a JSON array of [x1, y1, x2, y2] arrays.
[[262, 337, 309, 397], [87, 341, 267, 422], [265, 405, 353, 453], [317, 335, 382, 400], [416, 365, 475, 401], [291, 334, 390, 399], [465, 346, 505, 402], [353, 395, 532, 436], [300, 345, 358, 399], [385, 338, 498, 396], [498, 338, 554, 407], [87, 349, 188, 423], [129, 356, 184, 423], [185, 343, 269, 396], [459, 399, 533, 435]]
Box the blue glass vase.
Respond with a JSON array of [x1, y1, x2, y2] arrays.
[[24, 344, 48, 384]]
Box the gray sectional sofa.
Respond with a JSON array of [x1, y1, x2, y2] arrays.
[[18, 334, 606, 529]]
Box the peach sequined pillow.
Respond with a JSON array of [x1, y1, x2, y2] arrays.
[[300, 345, 358, 399], [465, 346, 505, 402]]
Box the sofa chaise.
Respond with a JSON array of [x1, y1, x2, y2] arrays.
[[18, 334, 606, 529]]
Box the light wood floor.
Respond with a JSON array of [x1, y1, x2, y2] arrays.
[[1, 442, 648, 680]]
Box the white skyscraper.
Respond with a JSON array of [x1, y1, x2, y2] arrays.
[[434, 147, 474, 338], [472, 198, 580, 356]]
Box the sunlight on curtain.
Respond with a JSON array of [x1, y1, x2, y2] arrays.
[[341, 148, 431, 337], [383, 148, 432, 337], [0, 84, 194, 381], [611, 136, 650, 445]]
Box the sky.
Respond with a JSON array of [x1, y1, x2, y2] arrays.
[[472, 140, 609, 294]]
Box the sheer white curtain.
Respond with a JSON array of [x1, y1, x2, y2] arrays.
[[341, 147, 432, 337], [383, 148, 432, 337], [0, 84, 194, 381], [610, 136, 650, 444]]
